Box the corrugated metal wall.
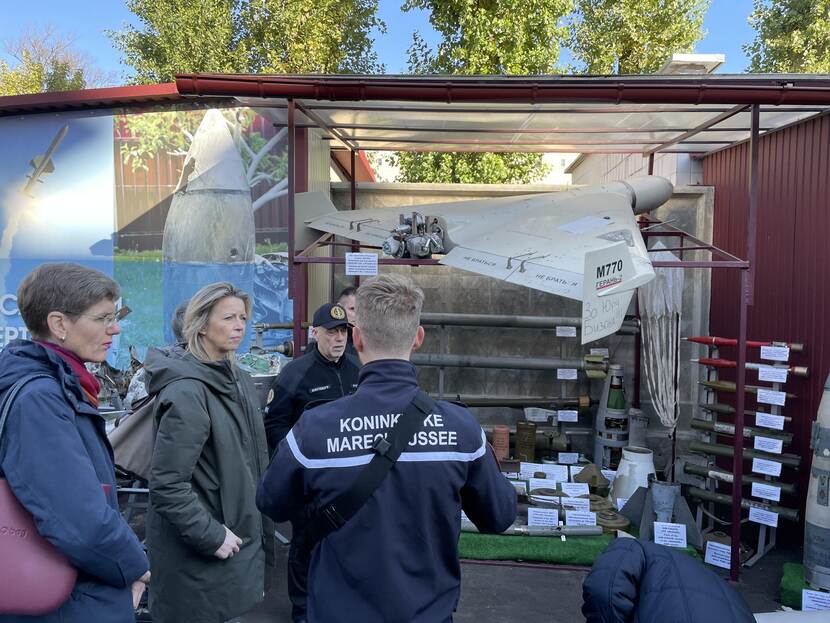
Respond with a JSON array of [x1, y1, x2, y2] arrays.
[[703, 113, 830, 501]]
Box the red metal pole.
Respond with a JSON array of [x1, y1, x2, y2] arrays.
[[747, 104, 759, 305], [731, 269, 749, 581], [648, 153, 655, 175], [287, 99, 302, 354], [350, 149, 360, 287]]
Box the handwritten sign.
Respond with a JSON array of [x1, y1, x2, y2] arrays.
[[581, 241, 635, 345], [558, 452, 579, 464], [565, 510, 596, 526], [752, 457, 782, 477], [749, 506, 778, 528], [757, 388, 786, 407], [561, 482, 590, 497], [751, 482, 781, 503], [345, 252, 378, 276], [557, 409, 578, 422], [756, 413, 785, 430], [557, 368, 578, 380], [528, 507, 559, 527], [758, 366, 788, 383], [760, 345, 789, 362], [754, 436, 783, 454], [556, 325, 577, 338], [704, 541, 732, 569], [802, 589, 830, 612], [654, 522, 687, 548]]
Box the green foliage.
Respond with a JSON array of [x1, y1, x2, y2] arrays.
[[391, 152, 550, 185], [744, 0, 830, 72], [0, 26, 95, 96], [397, 1, 570, 184], [569, 0, 709, 74], [110, 0, 385, 84]]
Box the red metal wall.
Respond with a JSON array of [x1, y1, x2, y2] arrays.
[[703, 113, 830, 502]]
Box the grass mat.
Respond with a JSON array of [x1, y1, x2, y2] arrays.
[[780, 562, 809, 610]]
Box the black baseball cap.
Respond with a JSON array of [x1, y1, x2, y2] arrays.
[[312, 303, 351, 329]]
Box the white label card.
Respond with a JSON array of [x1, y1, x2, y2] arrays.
[[557, 368, 578, 380], [758, 366, 788, 383], [561, 482, 590, 497], [802, 589, 830, 612], [752, 457, 782, 477], [557, 409, 578, 422], [590, 348, 610, 357], [569, 465, 584, 480], [520, 462, 568, 483], [704, 541, 732, 569], [508, 479, 527, 495], [601, 469, 617, 483], [760, 345, 790, 362], [751, 482, 781, 503], [653, 522, 687, 548], [556, 325, 577, 337], [345, 252, 378, 276], [616, 497, 630, 510], [756, 413, 785, 431], [525, 407, 556, 423], [527, 507, 559, 527], [558, 452, 579, 465], [562, 497, 591, 512], [754, 436, 783, 454], [757, 388, 786, 407], [529, 478, 559, 491], [565, 510, 597, 526], [749, 506, 778, 528]]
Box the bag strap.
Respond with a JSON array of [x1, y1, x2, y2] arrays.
[[305, 389, 435, 549], [0, 373, 54, 445]]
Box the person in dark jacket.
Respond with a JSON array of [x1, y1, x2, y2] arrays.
[[263, 302, 361, 622], [257, 274, 517, 623], [0, 263, 150, 623], [144, 282, 274, 623], [337, 285, 358, 358], [582, 538, 755, 623], [263, 302, 361, 453]]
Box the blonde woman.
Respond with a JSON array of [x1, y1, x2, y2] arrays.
[[144, 282, 272, 623]]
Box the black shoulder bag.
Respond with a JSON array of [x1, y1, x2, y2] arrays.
[[304, 390, 434, 550]]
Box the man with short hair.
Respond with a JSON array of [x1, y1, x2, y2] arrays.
[[262, 302, 361, 623], [257, 274, 517, 623], [336, 285, 358, 358]]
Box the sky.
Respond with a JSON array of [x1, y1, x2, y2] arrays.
[[0, 0, 758, 80]]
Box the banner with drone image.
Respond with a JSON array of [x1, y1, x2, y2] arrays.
[[0, 106, 292, 368]]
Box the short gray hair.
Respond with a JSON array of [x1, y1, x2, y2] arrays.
[[171, 300, 188, 343], [17, 263, 120, 340], [183, 282, 252, 362], [355, 274, 423, 354]]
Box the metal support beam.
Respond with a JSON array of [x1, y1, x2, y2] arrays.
[[287, 99, 303, 353], [731, 268, 749, 581], [747, 104, 760, 305]]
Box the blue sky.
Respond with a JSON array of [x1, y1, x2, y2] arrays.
[[0, 1, 757, 80]]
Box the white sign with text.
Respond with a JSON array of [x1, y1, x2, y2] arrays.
[[653, 522, 687, 548], [704, 541, 732, 569], [565, 511, 597, 526], [760, 345, 789, 362], [756, 413, 785, 431], [757, 388, 786, 407], [752, 457, 782, 477], [751, 482, 781, 503], [345, 252, 378, 276], [527, 507, 559, 527], [748, 506, 779, 528]]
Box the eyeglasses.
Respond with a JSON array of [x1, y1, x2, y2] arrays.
[[64, 306, 131, 328]]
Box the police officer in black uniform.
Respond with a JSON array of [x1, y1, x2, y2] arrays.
[[262, 302, 360, 623], [257, 274, 517, 623]]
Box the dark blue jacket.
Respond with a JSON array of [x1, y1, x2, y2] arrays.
[[582, 539, 755, 623], [0, 340, 149, 623], [257, 359, 517, 623]]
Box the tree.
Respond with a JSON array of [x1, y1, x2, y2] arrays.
[[744, 0, 830, 73], [110, 0, 385, 84], [569, 0, 710, 74], [0, 25, 107, 96], [394, 0, 572, 184]]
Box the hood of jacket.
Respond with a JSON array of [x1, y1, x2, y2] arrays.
[[144, 344, 238, 397], [0, 339, 90, 412]]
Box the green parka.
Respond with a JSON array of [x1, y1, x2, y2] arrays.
[[144, 346, 274, 623]]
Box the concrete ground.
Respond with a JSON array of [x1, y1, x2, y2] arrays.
[[236, 527, 797, 623]]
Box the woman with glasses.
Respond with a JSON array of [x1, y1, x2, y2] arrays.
[[0, 263, 150, 622], [143, 282, 273, 623]]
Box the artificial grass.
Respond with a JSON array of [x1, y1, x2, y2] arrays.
[[780, 562, 809, 610], [458, 532, 701, 566]]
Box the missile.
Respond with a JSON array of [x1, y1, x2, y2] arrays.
[[687, 487, 799, 522], [690, 418, 793, 443], [698, 402, 792, 422], [683, 336, 804, 352], [698, 380, 796, 399], [22, 123, 68, 197], [689, 440, 800, 468], [804, 374, 830, 590], [682, 462, 797, 495], [691, 358, 808, 378]]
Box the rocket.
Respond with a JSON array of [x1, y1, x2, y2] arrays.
[[804, 374, 830, 590], [691, 357, 808, 377], [22, 123, 68, 197], [683, 336, 804, 352]]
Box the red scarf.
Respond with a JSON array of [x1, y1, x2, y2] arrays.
[[36, 340, 100, 408]]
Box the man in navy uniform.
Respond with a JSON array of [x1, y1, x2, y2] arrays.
[[257, 274, 517, 623], [262, 302, 361, 622]]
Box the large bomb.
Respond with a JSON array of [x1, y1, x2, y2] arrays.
[[162, 109, 255, 344], [804, 373, 830, 590]]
